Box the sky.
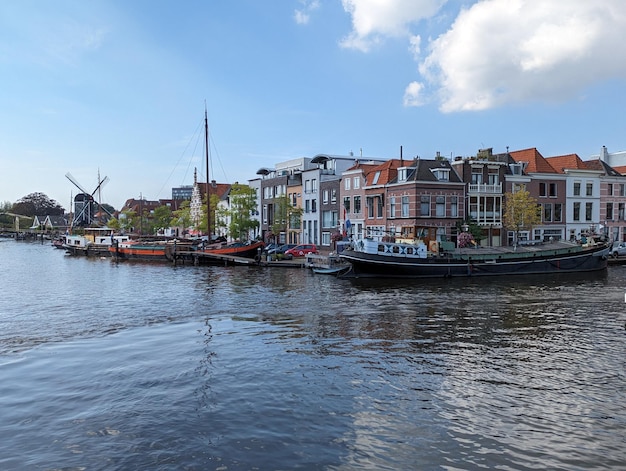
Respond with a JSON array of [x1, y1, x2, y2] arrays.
[[2, 0, 626, 211]]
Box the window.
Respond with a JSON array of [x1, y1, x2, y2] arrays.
[[554, 203, 562, 222], [343, 196, 351, 213], [353, 177, 360, 189], [344, 178, 351, 191], [586, 182, 593, 196], [322, 211, 337, 228], [573, 202, 580, 221], [401, 196, 409, 217], [367, 197, 374, 218], [389, 197, 396, 218], [487, 171, 498, 185], [322, 190, 329, 204], [331, 189, 336, 203], [619, 203, 625, 221], [608, 183, 613, 196], [420, 195, 430, 216], [620, 184, 626, 197], [372, 171, 381, 184], [305, 200, 310, 213], [377, 197, 383, 218], [311, 199, 317, 213], [573, 181, 581, 196], [398, 168, 407, 182], [354, 196, 361, 214], [436, 196, 445, 217], [312, 179, 317, 192], [543, 203, 552, 222], [585, 202, 592, 221], [450, 196, 458, 218], [322, 232, 331, 245], [433, 169, 450, 182], [549, 183, 557, 197], [539, 182, 547, 197], [471, 171, 482, 184], [607, 202, 614, 221]]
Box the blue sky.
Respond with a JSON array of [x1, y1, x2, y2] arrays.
[[2, 0, 626, 210]]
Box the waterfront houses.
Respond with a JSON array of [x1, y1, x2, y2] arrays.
[[89, 145, 626, 250]]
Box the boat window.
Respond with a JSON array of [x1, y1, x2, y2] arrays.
[[406, 247, 413, 255], [378, 244, 385, 252], [392, 246, 400, 253]]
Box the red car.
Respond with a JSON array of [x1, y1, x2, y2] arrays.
[[284, 244, 318, 259]]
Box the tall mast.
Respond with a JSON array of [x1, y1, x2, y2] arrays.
[[205, 106, 211, 238]]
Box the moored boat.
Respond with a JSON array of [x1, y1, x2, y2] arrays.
[[339, 237, 610, 279], [198, 240, 265, 260], [63, 230, 131, 256], [108, 239, 189, 261]]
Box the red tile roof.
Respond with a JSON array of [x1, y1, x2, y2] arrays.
[[612, 165, 626, 175], [545, 154, 586, 173], [364, 159, 405, 186], [509, 147, 556, 173]]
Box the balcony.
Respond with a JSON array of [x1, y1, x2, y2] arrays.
[[468, 183, 502, 194]]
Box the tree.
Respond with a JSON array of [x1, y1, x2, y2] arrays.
[[171, 200, 192, 235], [226, 184, 259, 241], [12, 192, 64, 216], [504, 189, 541, 245], [271, 195, 302, 241], [152, 205, 173, 233]]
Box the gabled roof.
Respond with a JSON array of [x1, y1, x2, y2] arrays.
[[199, 182, 231, 201], [345, 162, 380, 173], [612, 165, 626, 175], [509, 147, 556, 173], [404, 159, 463, 183], [583, 159, 624, 177], [545, 154, 586, 174], [364, 159, 405, 186]]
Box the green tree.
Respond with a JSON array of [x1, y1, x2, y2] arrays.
[[118, 209, 138, 233], [271, 195, 302, 240], [12, 192, 64, 216], [152, 205, 173, 233], [171, 200, 192, 234], [504, 189, 541, 245], [226, 184, 259, 241]]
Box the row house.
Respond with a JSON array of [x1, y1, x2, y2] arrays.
[[256, 157, 311, 244], [508, 148, 567, 244], [346, 156, 466, 245], [509, 148, 626, 243], [451, 148, 508, 246], [546, 154, 603, 242], [342, 162, 380, 241], [301, 154, 383, 247], [582, 158, 626, 242]]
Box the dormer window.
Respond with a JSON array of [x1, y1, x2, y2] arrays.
[[432, 168, 450, 181], [398, 168, 408, 182], [372, 171, 381, 184]]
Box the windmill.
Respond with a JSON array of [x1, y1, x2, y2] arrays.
[[65, 172, 113, 226]]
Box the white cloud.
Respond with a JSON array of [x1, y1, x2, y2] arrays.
[[340, 0, 445, 52], [403, 81, 425, 107], [419, 0, 626, 112], [294, 0, 320, 25]]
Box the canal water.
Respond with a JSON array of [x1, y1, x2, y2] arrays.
[[0, 239, 625, 470]]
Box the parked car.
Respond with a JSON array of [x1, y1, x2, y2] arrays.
[[611, 242, 626, 257], [263, 243, 278, 254], [284, 244, 318, 259], [267, 244, 297, 256]]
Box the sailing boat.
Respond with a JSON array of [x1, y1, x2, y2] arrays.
[[110, 108, 264, 262]]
